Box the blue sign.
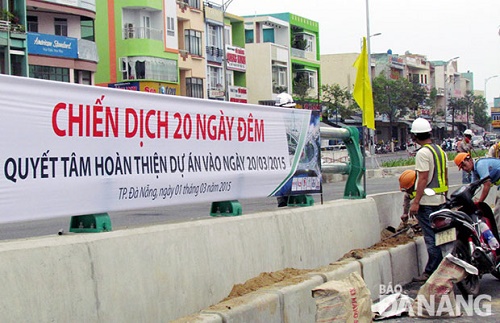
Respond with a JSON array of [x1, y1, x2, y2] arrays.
[[27, 33, 78, 59]]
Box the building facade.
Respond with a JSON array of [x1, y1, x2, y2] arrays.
[[204, 1, 247, 102], [95, 0, 179, 94], [243, 12, 320, 105], [1, 0, 27, 76], [26, 0, 98, 84]]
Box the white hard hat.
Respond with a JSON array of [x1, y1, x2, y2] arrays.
[[410, 118, 432, 134], [463, 129, 473, 136], [275, 93, 296, 108]]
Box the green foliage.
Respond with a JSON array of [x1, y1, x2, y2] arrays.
[[293, 74, 311, 101], [321, 84, 353, 121], [380, 150, 486, 167], [448, 91, 491, 129]]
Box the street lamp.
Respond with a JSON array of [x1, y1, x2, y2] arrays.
[[485, 75, 499, 108], [443, 56, 459, 136]]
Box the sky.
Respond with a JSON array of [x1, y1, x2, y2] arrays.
[[228, 0, 500, 106]]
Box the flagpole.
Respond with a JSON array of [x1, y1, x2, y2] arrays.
[[363, 0, 372, 196]]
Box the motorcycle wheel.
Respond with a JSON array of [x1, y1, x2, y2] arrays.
[[452, 239, 480, 297]]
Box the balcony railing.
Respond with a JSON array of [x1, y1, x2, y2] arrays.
[[123, 26, 163, 41]]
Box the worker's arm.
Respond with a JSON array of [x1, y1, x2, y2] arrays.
[[409, 170, 429, 216], [478, 179, 492, 203]]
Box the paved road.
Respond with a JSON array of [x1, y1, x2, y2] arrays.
[[0, 155, 462, 241]]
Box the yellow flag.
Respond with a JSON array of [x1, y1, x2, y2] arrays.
[[353, 37, 375, 130]]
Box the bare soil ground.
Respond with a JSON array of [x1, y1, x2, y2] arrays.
[[221, 224, 419, 302]]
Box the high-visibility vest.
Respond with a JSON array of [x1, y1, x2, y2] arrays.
[[422, 143, 448, 194], [493, 144, 500, 158]]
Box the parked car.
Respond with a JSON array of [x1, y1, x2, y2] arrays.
[[471, 135, 484, 148]]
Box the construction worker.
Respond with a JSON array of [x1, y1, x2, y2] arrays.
[[409, 118, 448, 282], [399, 169, 416, 223], [457, 129, 474, 183], [487, 141, 500, 158], [455, 152, 500, 233]]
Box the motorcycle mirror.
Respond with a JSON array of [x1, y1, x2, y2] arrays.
[[424, 188, 436, 196]]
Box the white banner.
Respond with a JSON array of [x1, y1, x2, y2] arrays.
[[0, 75, 319, 223]]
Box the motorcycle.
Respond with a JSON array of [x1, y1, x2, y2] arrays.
[[429, 173, 500, 296]]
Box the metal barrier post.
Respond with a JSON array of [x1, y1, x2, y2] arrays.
[[320, 126, 365, 199]]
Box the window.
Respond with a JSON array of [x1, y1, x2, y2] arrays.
[[263, 28, 274, 43], [119, 56, 178, 83], [185, 0, 200, 9], [272, 65, 287, 93], [207, 24, 219, 47], [75, 70, 92, 85], [166, 16, 175, 37], [27, 16, 38, 33], [54, 18, 68, 36], [184, 29, 202, 56], [142, 16, 151, 39], [186, 77, 203, 98], [208, 66, 223, 89], [295, 70, 316, 89], [10, 54, 23, 76], [245, 30, 254, 43], [80, 17, 94, 41], [29, 65, 70, 82], [304, 34, 314, 52], [293, 33, 315, 52]]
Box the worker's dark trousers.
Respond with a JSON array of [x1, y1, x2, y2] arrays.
[[417, 204, 444, 275]]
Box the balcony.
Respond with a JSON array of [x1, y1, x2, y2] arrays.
[[123, 26, 163, 41], [291, 47, 316, 62], [206, 45, 223, 64]]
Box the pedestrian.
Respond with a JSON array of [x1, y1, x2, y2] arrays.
[[409, 118, 448, 282], [454, 153, 500, 234], [275, 92, 296, 207], [457, 129, 474, 183]]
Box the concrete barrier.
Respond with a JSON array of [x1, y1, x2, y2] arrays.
[[0, 161, 493, 322], [173, 238, 427, 323], [0, 198, 383, 322]]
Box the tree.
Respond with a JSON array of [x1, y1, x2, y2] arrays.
[[448, 91, 491, 132], [320, 84, 353, 123], [472, 95, 491, 128], [293, 74, 311, 102], [372, 76, 408, 139]]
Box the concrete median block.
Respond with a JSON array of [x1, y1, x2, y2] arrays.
[[171, 313, 223, 323], [388, 241, 419, 285], [202, 291, 281, 323], [313, 260, 362, 282], [358, 250, 392, 300], [259, 275, 324, 323], [415, 236, 428, 275]]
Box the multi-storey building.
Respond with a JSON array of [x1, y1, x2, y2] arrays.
[[243, 13, 320, 105], [177, 0, 206, 98], [320, 53, 360, 92], [431, 59, 461, 120], [95, 0, 180, 94], [204, 1, 246, 102], [26, 0, 98, 84], [94, 0, 246, 101], [0, 0, 27, 76]]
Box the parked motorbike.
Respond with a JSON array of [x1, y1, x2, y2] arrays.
[[429, 173, 500, 296]]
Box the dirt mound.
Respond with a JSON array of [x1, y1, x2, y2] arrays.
[[222, 228, 421, 302]]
